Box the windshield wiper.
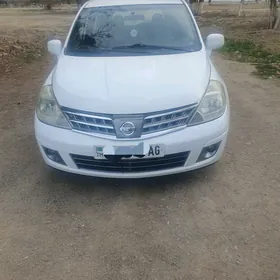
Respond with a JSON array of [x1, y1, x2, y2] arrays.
[[113, 44, 188, 51]]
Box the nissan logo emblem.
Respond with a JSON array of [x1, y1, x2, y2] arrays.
[[120, 122, 136, 136]]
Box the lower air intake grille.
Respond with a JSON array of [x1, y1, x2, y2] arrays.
[[71, 151, 189, 173]]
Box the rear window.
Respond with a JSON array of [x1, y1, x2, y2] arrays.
[[66, 4, 202, 56]]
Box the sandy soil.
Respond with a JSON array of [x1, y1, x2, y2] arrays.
[[0, 8, 280, 280]]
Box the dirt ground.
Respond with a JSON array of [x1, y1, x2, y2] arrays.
[[1, 8, 280, 280], [198, 6, 280, 54]]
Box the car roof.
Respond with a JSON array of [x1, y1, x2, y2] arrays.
[[85, 0, 183, 8]]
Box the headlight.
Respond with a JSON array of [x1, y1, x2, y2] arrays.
[[188, 80, 227, 126], [36, 85, 70, 129]]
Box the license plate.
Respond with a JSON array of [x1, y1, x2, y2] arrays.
[[146, 144, 164, 158], [93, 144, 164, 159]]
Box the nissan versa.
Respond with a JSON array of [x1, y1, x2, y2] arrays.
[[34, 0, 230, 178]]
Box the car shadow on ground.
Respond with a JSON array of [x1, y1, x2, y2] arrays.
[[41, 163, 219, 198]]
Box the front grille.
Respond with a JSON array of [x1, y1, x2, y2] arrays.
[[62, 109, 115, 136], [142, 105, 197, 135], [62, 104, 197, 138], [71, 151, 189, 173]]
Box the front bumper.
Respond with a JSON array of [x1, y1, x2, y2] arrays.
[[34, 110, 229, 178]]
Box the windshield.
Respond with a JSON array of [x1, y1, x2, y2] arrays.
[[66, 4, 202, 56]]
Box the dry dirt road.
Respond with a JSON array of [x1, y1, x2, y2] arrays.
[[1, 12, 280, 280], [1, 54, 280, 280]]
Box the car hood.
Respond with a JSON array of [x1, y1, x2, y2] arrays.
[[52, 51, 210, 114]]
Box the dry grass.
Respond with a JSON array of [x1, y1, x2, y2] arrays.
[[0, 8, 74, 74], [197, 5, 280, 78], [197, 6, 280, 54]]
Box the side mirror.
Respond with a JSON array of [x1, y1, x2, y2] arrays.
[[205, 34, 224, 55], [47, 40, 62, 57]]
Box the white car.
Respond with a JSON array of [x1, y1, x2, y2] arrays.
[[35, 0, 230, 178]]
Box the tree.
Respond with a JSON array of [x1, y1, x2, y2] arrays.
[[269, 0, 278, 28], [42, 0, 53, 9], [238, 0, 245, 17], [76, 0, 86, 8], [269, 0, 280, 29], [189, 0, 204, 16], [274, 9, 280, 29]]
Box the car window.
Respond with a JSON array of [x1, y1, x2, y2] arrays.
[[66, 4, 202, 56]]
